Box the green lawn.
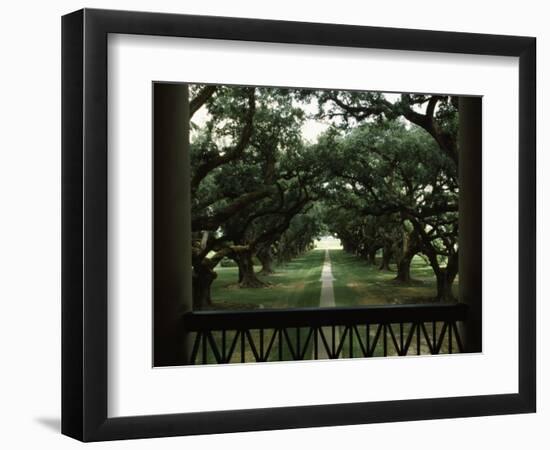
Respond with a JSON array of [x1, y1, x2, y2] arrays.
[[210, 249, 325, 310], [330, 249, 457, 306], [210, 248, 457, 309]]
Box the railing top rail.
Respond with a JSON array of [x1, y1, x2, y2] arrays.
[[182, 303, 469, 331]]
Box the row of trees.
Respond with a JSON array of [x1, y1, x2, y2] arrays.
[[314, 92, 459, 301], [189, 86, 325, 308], [188, 85, 460, 308]]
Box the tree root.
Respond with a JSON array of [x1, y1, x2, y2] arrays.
[[239, 278, 269, 288]]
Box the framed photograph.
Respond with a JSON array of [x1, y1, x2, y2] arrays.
[[62, 8, 536, 441]]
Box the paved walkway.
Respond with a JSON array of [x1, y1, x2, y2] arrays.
[[316, 249, 340, 359]]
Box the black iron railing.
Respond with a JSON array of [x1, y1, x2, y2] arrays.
[[182, 303, 468, 365]]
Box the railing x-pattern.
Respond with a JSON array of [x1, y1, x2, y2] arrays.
[[182, 303, 468, 365]]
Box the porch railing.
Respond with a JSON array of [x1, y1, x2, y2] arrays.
[[182, 303, 468, 365]]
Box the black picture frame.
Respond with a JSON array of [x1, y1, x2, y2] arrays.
[[61, 8, 536, 442]]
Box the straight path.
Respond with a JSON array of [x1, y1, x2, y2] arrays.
[[319, 249, 336, 306], [316, 249, 340, 359]]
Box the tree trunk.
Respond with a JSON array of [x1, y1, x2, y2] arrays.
[[435, 253, 459, 301], [192, 264, 217, 310], [395, 253, 414, 283], [436, 272, 455, 301], [367, 247, 377, 265], [394, 232, 417, 283], [379, 245, 392, 271], [235, 250, 266, 288], [257, 246, 275, 275]]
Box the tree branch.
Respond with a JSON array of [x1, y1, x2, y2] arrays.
[[191, 88, 256, 191], [190, 85, 217, 118]]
